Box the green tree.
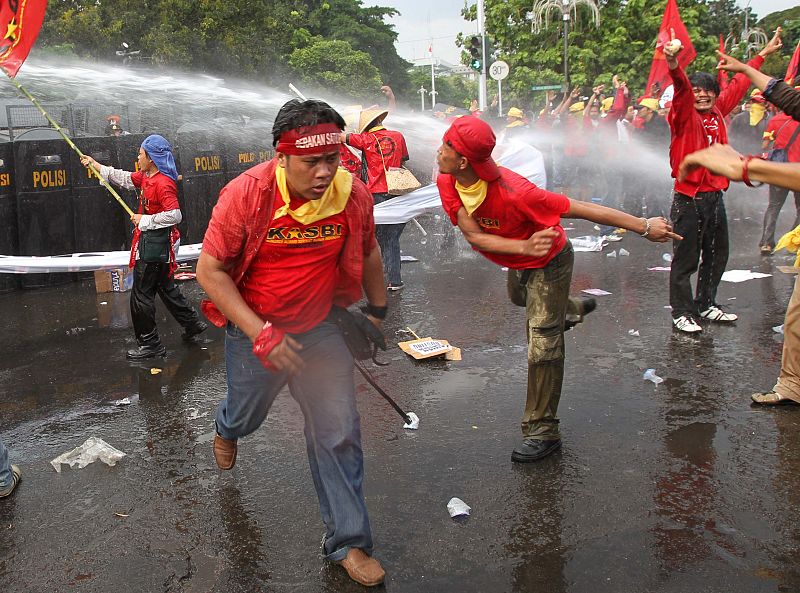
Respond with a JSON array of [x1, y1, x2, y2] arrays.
[[289, 38, 382, 99], [459, 0, 753, 107], [408, 68, 478, 109], [38, 0, 409, 98]]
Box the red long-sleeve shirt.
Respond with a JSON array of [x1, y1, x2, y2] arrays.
[[668, 55, 764, 197]]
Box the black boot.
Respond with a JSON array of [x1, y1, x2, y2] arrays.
[[182, 320, 209, 341], [126, 343, 167, 360], [565, 296, 597, 331]]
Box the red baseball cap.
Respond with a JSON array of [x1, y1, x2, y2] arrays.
[[442, 117, 501, 181]]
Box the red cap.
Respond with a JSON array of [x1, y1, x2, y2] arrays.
[[442, 117, 501, 181]]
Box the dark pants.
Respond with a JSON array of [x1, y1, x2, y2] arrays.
[[507, 243, 574, 441], [373, 192, 406, 285], [760, 184, 800, 248], [130, 260, 200, 346], [669, 191, 729, 319]]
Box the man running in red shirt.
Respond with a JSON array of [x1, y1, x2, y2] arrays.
[[436, 117, 680, 462], [663, 30, 782, 333], [196, 99, 388, 587]]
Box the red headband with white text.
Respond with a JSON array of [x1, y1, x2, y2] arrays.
[[276, 123, 342, 155]]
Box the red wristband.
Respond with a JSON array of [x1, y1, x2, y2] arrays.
[[742, 155, 764, 188], [252, 322, 285, 371]]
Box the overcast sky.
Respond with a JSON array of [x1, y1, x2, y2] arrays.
[[386, 0, 799, 65]]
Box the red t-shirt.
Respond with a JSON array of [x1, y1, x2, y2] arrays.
[[767, 114, 800, 163], [239, 195, 348, 334], [347, 129, 409, 194], [437, 167, 570, 269], [131, 170, 179, 214]]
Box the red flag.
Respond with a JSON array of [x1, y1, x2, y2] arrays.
[[645, 0, 697, 97], [786, 41, 800, 86], [0, 0, 48, 78], [717, 35, 729, 93]]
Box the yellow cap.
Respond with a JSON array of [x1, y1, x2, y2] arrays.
[[569, 101, 585, 113], [507, 107, 524, 118], [638, 98, 660, 112]]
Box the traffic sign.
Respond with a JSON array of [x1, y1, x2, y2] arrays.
[[489, 60, 509, 81], [531, 84, 562, 91]]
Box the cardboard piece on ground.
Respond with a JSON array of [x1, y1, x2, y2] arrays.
[[94, 268, 133, 293], [777, 266, 800, 275], [399, 337, 458, 360]]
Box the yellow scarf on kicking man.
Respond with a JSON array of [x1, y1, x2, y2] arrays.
[[274, 166, 352, 225], [455, 178, 489, 216]]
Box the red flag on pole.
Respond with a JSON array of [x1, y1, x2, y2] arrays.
[[717, 35, 729, 93], [785, 41, 800, 86], [645, 0, 697, 97], [0, 0, 48, 77]]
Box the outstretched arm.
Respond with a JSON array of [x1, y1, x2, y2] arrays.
[[680, 143, 800, 192], [564, 200, 682, 242]]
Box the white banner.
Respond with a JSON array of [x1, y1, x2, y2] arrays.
[[0, 141, 547, 273]]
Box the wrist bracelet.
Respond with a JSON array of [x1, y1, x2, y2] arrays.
[[363, 303, 388, 320], [640, 217, 651, 238], [742, 155, 764, 188]]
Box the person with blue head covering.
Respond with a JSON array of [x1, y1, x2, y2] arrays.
[[81, 136, 207, 360]]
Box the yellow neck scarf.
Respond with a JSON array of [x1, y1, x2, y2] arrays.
[[506, 120, 525, 128], [367, 125, 385, 133], [775, 224, 800, 266], [750, 103, 766, 127], [455, 178, 489, 216], [274, 167, 352, 225]]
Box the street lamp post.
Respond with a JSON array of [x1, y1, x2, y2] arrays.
[[418, 86, 427, 111], [531, 0, 599, 89]]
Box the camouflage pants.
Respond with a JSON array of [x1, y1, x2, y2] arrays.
[[507, 243, 574, 440]]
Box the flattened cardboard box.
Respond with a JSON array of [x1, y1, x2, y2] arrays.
[[94, 268, 134, 293]]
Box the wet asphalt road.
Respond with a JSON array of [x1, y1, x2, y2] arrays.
[[1, 189, 800, 593]]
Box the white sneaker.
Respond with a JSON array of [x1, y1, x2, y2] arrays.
[[700, 305, 738, 323], [673, 315, 703, 333]]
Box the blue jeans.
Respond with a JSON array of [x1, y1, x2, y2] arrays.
[[216, 320, 372, 561], [374, 192, 405, 285], [0, 440, 11, 489]]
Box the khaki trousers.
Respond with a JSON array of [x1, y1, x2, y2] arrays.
[[507, 243, 574, 440], [773, 275, 800, 403]]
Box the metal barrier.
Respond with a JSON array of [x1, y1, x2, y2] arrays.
[[14, 129, 75, 288], [176, 125, 227, 243], [0, 141, 17, 293]]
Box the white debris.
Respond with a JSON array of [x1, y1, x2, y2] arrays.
[[447, 497, 471, 518], [50, 437, 126, 473], [403, 411, 420, 430]]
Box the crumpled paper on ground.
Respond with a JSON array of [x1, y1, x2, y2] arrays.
[[571, 236, 607, 252], [447, 497, 471, 517], [403, 412, 420, 430], [721, 270, 772, 283], [50, 437, 126, 473]]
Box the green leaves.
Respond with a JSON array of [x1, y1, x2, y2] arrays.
[[39, 0, 409, 102]]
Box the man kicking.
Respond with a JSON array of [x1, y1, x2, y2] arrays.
[[436, 116, 679, 462]]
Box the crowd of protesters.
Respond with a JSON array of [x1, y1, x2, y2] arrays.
[[431, 30, 793, 336]]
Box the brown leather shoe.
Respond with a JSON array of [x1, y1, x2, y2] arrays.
[[338, 548, 385, 587], [213, 433, 237, 470]]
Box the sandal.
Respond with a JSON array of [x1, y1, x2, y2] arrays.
[[760, 245, 774, 255], [751, 391, 797, 405]]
